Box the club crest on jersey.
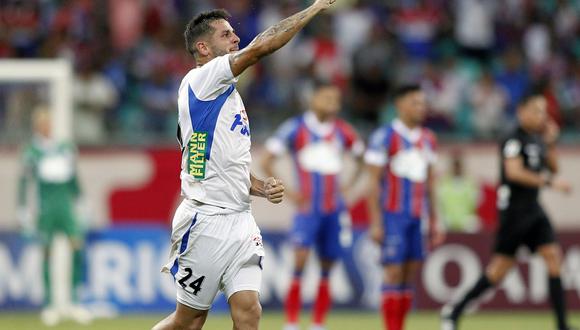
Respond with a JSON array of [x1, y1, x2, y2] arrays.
[[188, 131, 207, 179], [230, 109, 250, 137]]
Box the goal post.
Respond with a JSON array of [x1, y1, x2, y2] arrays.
[[0, 59, 73, 140]]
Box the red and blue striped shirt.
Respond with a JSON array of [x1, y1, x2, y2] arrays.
[[266, 112, 364, 214], [364, 119, 437, 219]]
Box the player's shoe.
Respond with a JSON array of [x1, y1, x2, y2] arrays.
[[440, 304, 458, 330], [40, 307, 61, 327], [67, 304, 93, 324], [310, 325, 326, 330], [283, 324, 300, 330]]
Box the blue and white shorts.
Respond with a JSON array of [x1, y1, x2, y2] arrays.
[[162, 199, 264, 310]]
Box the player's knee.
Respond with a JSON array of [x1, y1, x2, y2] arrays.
[[384, 266, 404, 284], [546, 248, 562, 263], [541, 248, 562, 275], [294, 249, 310, 271], [172, 318, 203, 330], [151, 314, 200, 330], [244, 301, 262, 321], [232, 301, 262, 329], [486, 258, 514, 284]]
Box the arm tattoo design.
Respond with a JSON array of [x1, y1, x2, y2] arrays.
[[254, 10, 310, 42]]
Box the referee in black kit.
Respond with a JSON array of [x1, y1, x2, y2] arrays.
[[441, 89, 576, 330]]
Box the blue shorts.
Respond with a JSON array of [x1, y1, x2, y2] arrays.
[[381, 212, 425, 264], [291, 211, 345, 261]]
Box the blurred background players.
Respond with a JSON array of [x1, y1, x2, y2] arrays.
[[365, 85, 444, 330], [262, 81, 364, 330], [441, 90, 575, 330], [17, 106, 90, 326]]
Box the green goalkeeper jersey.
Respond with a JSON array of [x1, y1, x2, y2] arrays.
[[18, 137, 81, 242]]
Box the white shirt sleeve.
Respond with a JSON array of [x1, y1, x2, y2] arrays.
[[265, 118, 299, 156], [188, 55, 238, 101], [364, 128, 388, 167], [503, 139, 522, 158]]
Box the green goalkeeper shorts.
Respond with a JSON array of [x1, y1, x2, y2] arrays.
[[37, 210, 81, 245]]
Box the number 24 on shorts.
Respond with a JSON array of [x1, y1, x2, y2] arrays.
[[178, 267, 206, 295]]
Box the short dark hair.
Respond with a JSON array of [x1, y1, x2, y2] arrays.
[[393, 84, 422, 100], [184, 9, 231, 57], [312, 78, 337, 91], [519, 85, 545, 107]]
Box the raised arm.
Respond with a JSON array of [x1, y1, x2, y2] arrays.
[[229, 0, 335, 76]]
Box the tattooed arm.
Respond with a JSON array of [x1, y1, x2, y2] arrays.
[[229, 0, 336, 76]]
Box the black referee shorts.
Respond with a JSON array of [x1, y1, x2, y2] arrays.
[[494, 204, 556, 257]]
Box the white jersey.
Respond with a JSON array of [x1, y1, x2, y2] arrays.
[[177, 54, 252, 213]]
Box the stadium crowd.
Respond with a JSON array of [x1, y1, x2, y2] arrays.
[[1, 0, 580, 145]]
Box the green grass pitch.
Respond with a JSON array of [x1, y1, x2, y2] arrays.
[[1, 311, 578, 330]]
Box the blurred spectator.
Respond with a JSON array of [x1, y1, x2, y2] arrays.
[[421, 59, 463, 131], [0, 0, 579, 145], [227, 0, 261, 48], [454, 0, 496, 64], [523, 12, 552, 77], [437, 150, 479, 232], [0, 32, 14, 57], [335, 0, 374, 60], [556, 59, 580, 129], [553, 0, 579, 45], [257, 1, 302, 110], [469, 69, 508, 138], [295, 13, 348, 89], [350, 24, 392, 123], [108, 0, 144, 52], [73, 58, 118, 144], [1, 1, 41, 57], [495, 46, 530, 119], [392, 1, 443, 59], [140, 67, 177, 135]]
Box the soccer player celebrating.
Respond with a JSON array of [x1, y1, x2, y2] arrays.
[[153, 1, 336, 330], [18, 107, 90, 326], [261, 81, 364, 330], [365, 85, 444, 330], [441, 90, 575, 330]]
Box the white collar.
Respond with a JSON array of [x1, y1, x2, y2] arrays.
[[392, 118, 421, 143], [304, 111, 334, 136]]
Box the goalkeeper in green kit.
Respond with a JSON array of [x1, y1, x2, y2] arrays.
[[18, 107, 91, 326]]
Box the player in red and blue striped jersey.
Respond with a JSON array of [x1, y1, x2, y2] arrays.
[[365, 85, 445, 330], [262, 81, 364, 330]]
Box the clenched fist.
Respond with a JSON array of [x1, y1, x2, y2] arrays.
[[313, 0, 336, 10], [265, 177, 285, 204]]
